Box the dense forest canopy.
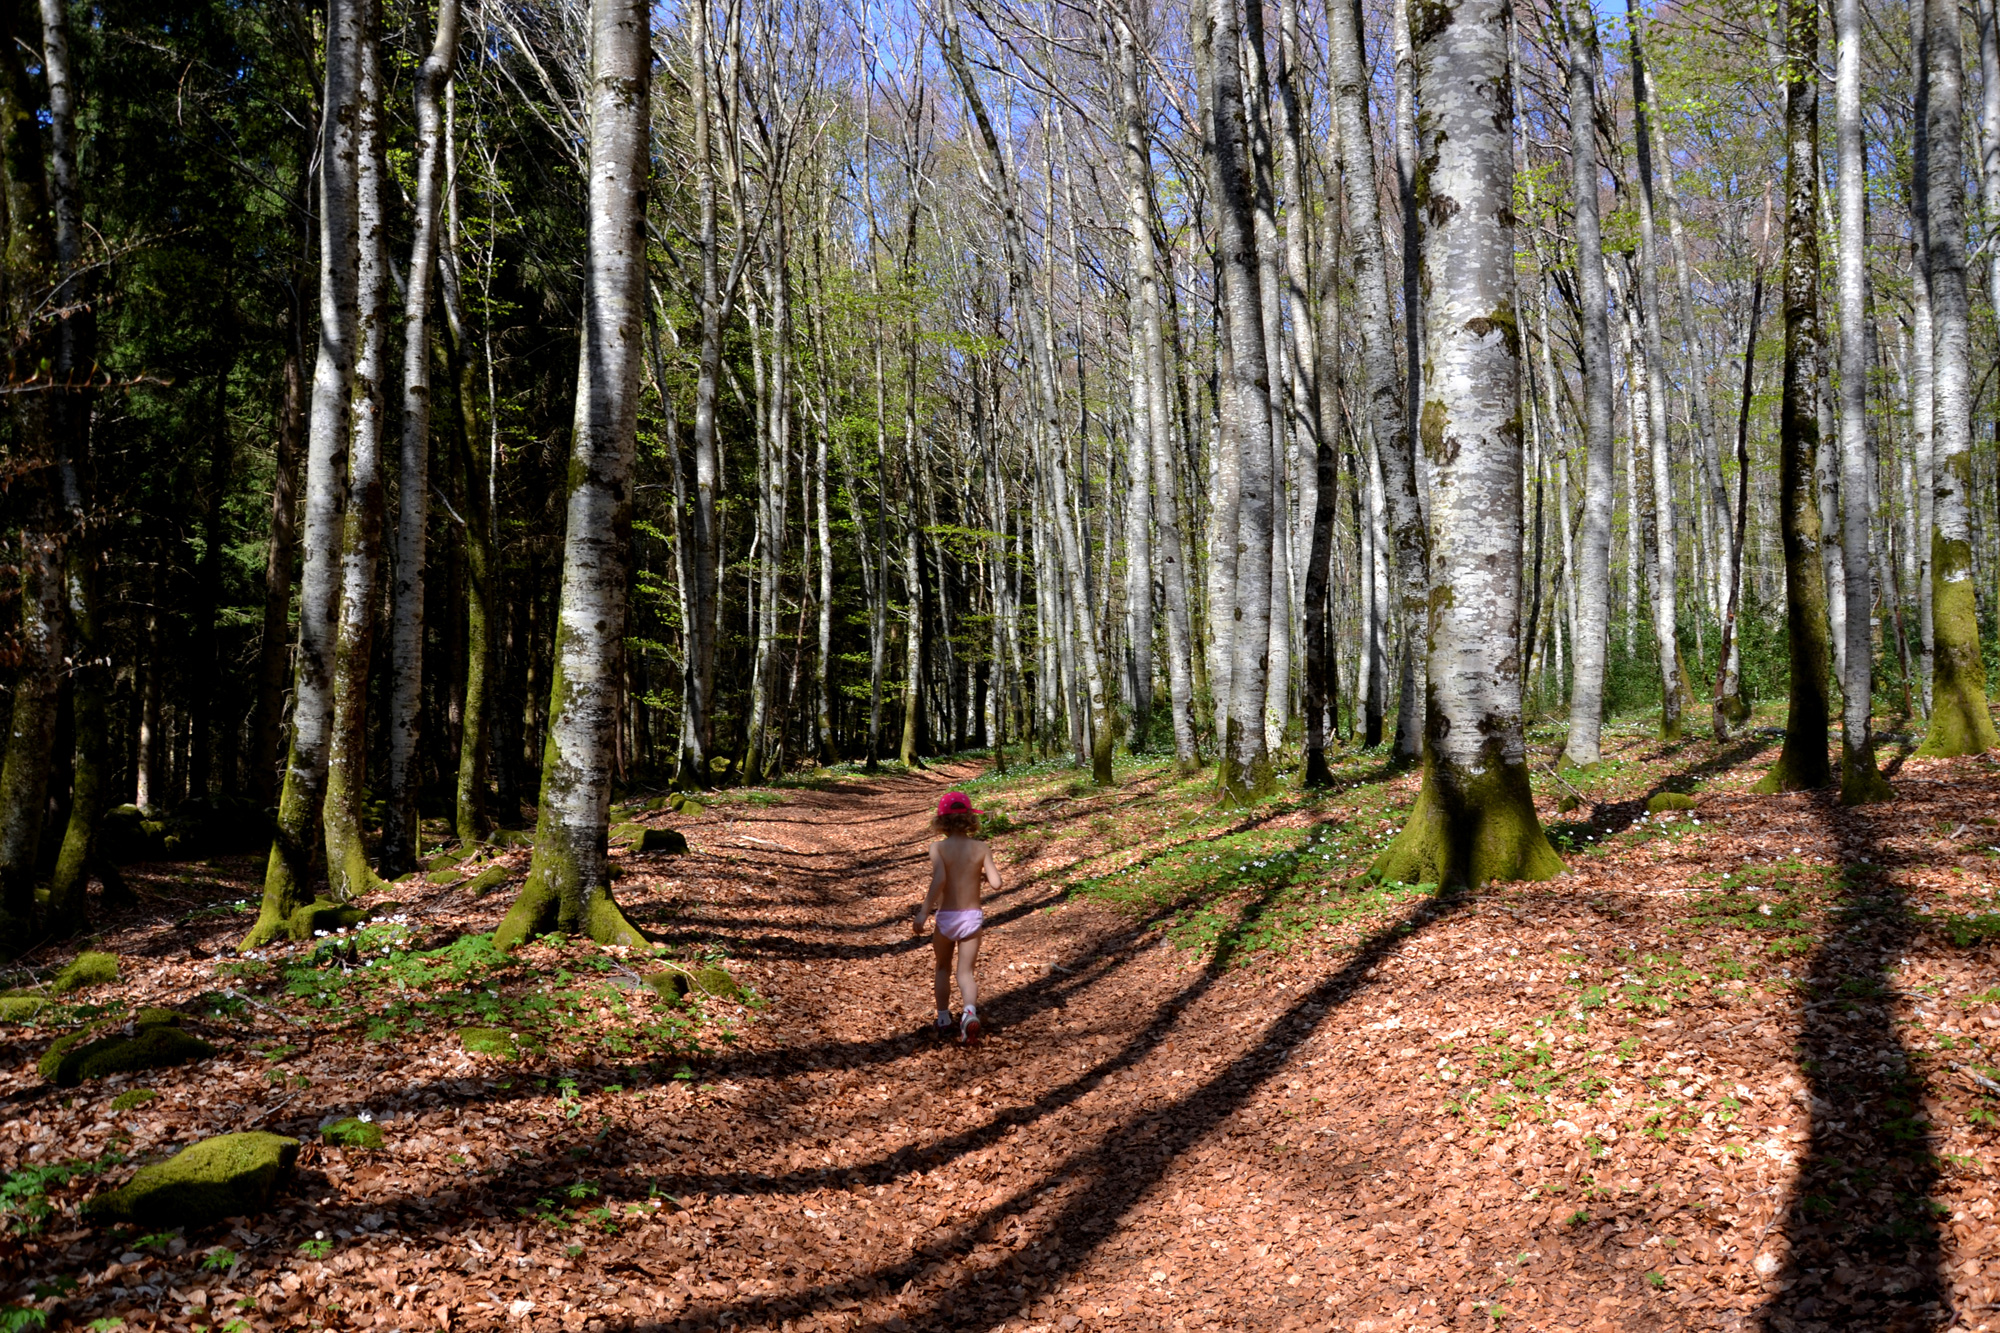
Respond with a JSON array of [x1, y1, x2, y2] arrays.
[[2, 0, 1998, 950]]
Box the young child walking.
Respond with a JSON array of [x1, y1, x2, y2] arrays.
[[914, 791, 1001, 1044]]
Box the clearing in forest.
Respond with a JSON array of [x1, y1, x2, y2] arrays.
[[3, 721, 1999, 1332]]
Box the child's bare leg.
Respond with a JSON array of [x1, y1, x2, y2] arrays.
[[932, 934, 955, 1012], [956, 933, 982, 1013]]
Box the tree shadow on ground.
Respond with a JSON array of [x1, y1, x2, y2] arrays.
[[1756, 794, 1946, 1332], [1543, 737, 1769, 848], [627, 883, 1466, 1331]]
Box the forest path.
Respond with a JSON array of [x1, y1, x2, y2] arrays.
[[637, 758, 1388, 1333], [14, 740, 1999, 1333]]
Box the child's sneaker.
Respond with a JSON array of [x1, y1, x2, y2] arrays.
[[959, 1010, 982, 1045], [934, 1010, 955, 1039]]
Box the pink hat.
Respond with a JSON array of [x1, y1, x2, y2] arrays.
[[937, 791, 982, 816]]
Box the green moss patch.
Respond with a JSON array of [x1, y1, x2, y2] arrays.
[[84, 1132, 299, 1227], [50, 952, 118, 995], [321, 1116, 385, 1150], [110, 1089, 158, 1112], [39, 1023, 215, 1087], [1646, 792, 1697, 814], [0, 994, 48, 1022], [459, 1027, 519, 1059], [427, 868, 467, 887]]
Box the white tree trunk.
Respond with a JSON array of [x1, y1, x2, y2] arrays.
[[384, 0, 461, 875], [497, 0, 652, 948], [1375, 0, 1560, 888], [1201, 0, 1277, 802], [1331, 0, 1425, 766], [1835, 0, 1890, 799], [1919, 0, 2000, 754], [247, 0, 364, 947], [1559, 0, 1616, 769], [323, 15, 390, 901]]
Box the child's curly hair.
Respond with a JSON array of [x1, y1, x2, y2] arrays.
[[932, 808, 979, 837]]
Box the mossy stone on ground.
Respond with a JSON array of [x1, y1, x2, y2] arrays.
[[85, 1132, 299, 1227], [611, 824, 687, 855], [284, 899, 369, 941], [426, 848, 466, 870], [644, 965, 739, 1003], [463, 864, 510, 898], [1646, 792, 1697, 814], [322, 1116, 385, 1150], [39, 1023, 215, 1087], [132, 1007, 183, 1028], [110, 1088, 159, 1112], [427, 867, 467, 887], [459, 1027, 518, 1059], [51, 951, 119, 995], [0, 993, 48, 1022]]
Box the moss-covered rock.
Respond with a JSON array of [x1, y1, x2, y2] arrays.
[[427, 867, 467, 887], [644, 965, 739, 1004], [611, 824, 687, 855], [322, 1116, 384, 1150], [459, 1027, 518, 1059], [85, 1132, 299, 1226], [39, 1023, 215, 1087], [110, 1088, 159, 1112], [1645, 792, 1697, 814], [1556, 794, 1581, 814], [426, 848, 466, 870], [132, 1007, 183, 1029], [463, 865, 510, 898], [50, 951, 119, 995], [284, 899, 369, 941], [0, 993, 48, 1022], [677, 797, 706, 816]]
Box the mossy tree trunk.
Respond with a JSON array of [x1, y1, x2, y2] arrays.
[[496, 0, 650, 952], [1372, 0, 1562, 892], [248, 0, 364, 950], [322, 21, 390, 902], [1917, 0, 2000, 758], [1758, 0, 1835, 795]]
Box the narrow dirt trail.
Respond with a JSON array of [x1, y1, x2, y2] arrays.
[[639, 762, 1435, 1333]]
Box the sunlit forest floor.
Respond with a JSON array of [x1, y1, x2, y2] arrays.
[[4, 705, 1998, 1332]]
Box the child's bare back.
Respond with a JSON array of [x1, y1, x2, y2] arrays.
[[915, 792, 1000, 1043]]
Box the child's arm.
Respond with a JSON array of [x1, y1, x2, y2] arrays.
[[914, 844, 944, 933], [982, 842, 1002, 891]]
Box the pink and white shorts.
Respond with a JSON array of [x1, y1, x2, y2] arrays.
[[932, 909, 984, 941]]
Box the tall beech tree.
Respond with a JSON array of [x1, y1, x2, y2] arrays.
[[1834, 0, 1890, 804], [245, 0, 363, 950], [1557, 0, 1615, 769], [1759, 0, 1835, 795], [1373, 0, 1561, 889], [1917, 0, 1999, 757], [495, 0, 651, 950]]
